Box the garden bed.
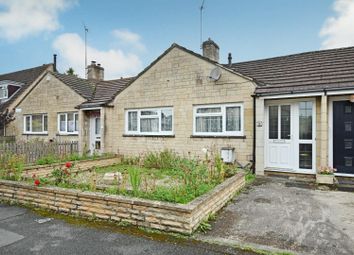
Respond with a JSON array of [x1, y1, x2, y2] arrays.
[[0, 150, 247, 233], [0, 172, 245, 234], [22, 156, 121, 179]]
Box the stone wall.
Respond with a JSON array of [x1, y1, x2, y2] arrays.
[[0, 172, 245, 234], [22, 157, 121, 179]]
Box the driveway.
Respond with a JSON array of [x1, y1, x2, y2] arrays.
[[0, 204, 255, 255], [196, 177, 354, 255]]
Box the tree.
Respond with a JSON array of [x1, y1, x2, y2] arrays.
[[66, 67, 77, 76], [0, 109, 15, 135]]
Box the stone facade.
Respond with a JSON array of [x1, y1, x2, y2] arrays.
[[0, 172, 245, 234], [103, 47, 256, 166], [6, 73, 86, 142]]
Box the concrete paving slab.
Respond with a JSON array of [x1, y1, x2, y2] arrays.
[[0, 229, 24, 248], [196, 177, 354, 255], [0, 204, 27, 221]]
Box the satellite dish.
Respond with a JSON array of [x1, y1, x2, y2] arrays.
[[209, 67, 222, 81]]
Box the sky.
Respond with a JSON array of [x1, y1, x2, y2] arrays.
[[0, 0, 354, 79]]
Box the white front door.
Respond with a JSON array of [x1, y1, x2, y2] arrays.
[[265, 100, 316, 173], [266, 104, 293, 169], [90, 117, 101, 154]]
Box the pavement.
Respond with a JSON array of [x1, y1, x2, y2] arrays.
[[196, 177, 354, 255], [0, 203, 255, 255]]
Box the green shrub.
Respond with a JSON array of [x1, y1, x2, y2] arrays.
[[143, 150, 179, 169], [128, 167, 141, 196], [36, 155, 58, 165], [0, 154, 25, 181]]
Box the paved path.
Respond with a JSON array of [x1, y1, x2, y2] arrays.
[[0, 204, 254, 255], [197, 177, 354, 255]]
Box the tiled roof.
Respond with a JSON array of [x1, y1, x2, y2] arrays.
[[227, 46, 354, 95], [79, 77, 135, 108], [0, 64, 52, 112], [51, 72, 96, 100]]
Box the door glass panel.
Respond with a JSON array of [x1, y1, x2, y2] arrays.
[[281, 105, 291, 139], [299, 144, 312, 169], [269, 106, 278, 139], [95, 118, 100, 135], [344, 157, 353, 167], [345, 122, 352, 132], [344, 139, 353, 149], [299, 102, 313, 140], [345, 105, 352, 114]]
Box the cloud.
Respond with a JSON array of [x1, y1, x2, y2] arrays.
[[112, 29, 146, 51], [53, 33, 143, 79], [0, 0, 75, 41], [320, 0, 354, 49]]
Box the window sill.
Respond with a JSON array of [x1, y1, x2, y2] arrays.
[[56, 133, 79, 136], [190, 135, 246, 139], [23, 133, 48, 136], [123, 134, 175, 138]]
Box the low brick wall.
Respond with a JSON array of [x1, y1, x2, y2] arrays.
[[0, 172, 245, 234], [22, 157, 121, 178]]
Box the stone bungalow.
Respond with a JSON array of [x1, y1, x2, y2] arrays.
[[1, 39, 354, 177]]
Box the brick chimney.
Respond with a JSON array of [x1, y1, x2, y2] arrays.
[[202, 38, 219, 62], [87, 61, 104, 80]]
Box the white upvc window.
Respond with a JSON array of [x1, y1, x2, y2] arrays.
[[125, 107, 173, 135], [0, 85, 8, 99], [57, 112, 79, 134], [193, 103, 244, 136], [23, 114, 48, 134]]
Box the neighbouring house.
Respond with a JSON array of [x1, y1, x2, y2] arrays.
[[0, 63, 54, 136], [227, 47, 354, 177]]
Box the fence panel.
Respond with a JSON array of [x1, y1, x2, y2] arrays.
[[0, 141, 79, 165], [0, 136, 15, 143]]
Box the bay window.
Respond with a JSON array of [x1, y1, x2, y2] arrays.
[[24, 114, 48, 134], [193, 103, 243, 136], [126, 108, 173, 135], [58, 112, 79, 134]]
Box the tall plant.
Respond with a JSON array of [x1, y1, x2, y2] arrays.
[[128, 167, 141, 196]]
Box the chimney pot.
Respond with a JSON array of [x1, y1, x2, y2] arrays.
[[202, 38, 219, 62], [228, 53, 232, 67], [53, 54, 57, 72], [91, 61, 96, 65]]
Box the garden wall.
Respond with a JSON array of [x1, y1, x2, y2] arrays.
[[22, 157, 121, 179], [0, 172, 245, 234]]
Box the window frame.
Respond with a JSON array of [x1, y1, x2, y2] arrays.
[[23, 114, 48, 134], [125, 107, 174, 136], [193, 103, 244, 136], [57, 112, 79, 135], [0, 85, 8, 99]]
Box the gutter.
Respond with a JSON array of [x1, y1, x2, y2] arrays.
[[255, 86, 354, 97]]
